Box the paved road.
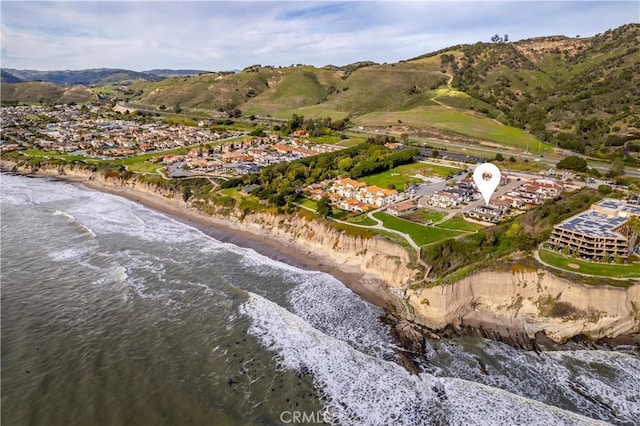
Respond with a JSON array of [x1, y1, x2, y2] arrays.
[[346, 129, 640, 178]]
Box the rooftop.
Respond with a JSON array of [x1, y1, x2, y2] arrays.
[[595, 198, 640, 216], [556, 211, 627, 239]]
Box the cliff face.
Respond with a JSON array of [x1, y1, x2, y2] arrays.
[[406, 269, 640, 343], [1, 161, 419, 287], [4, 159, 638, 342], [235, 211, 417, 286]]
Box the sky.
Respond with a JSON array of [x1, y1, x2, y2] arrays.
[[1, 1, 638, 71]]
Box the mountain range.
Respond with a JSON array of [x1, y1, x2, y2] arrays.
[[2, 23, 638, 158], [0, 68, 210, 86]]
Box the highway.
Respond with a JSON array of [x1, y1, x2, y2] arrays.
[[344, 129, 640, 179]]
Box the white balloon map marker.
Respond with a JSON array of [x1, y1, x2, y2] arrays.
[[473, 163, 501, 205]]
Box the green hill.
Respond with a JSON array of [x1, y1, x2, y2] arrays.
[[11, 23, 627, 158], [1, 82, 98, 104], [129, 24, 636, 157], [4, 68, 161, 86]]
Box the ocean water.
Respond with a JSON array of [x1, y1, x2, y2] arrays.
[[1, 173, 639, 425]]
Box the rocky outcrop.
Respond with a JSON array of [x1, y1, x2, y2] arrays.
[[406, 269, 640, 343]]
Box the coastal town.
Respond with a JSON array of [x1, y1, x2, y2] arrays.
[[2, 102, 639, 270]]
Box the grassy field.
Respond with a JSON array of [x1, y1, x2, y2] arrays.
[[360, 161, 460, 190], [346, 214, 377, 226], [539, 249, 640, 279], [373, 212, 464, 246], [22, 149, 101, 163], [354, 107, 549, 154], [438, 214, 484, 231], [335, 138, 366, 147], [298, 198, 318, 211], [404, 208, 447, 224], [272, 105, 349, 120]]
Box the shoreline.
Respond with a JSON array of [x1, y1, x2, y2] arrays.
[[3, 165, 638, 351], [65, 175, 394, 310]]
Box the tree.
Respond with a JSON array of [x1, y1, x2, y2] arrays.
[[491, 34, 501, 43], [504, 34, 509, 42], [337, 157, 353, 172], [316, 196, 332, 218], [174, 104, 182, 114], [400, 133, 409, 144], [495, 153, 504, 161], [432, 150, 440, 158], [227, 108, 242, 119], [509, 156, 516, 162], [182, 187, 192, 205], [606, 158, 625, 178], [557, 156, 588, 172], [597, 184, 613, 195]]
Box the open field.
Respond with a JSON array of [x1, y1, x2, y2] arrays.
[[271, 105, 349, 120], [360, 161, 460, 190], [404, 208, 447, 224], [345, 214, 377, 226], [354, 107, 549, 154], [21, 149, 101, 163], [539, 249, 640, 279], [438, 214, 484, 231], [373, 212, 464, 246]]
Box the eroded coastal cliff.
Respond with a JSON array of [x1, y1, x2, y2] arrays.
[[3, 160, 639, 344]]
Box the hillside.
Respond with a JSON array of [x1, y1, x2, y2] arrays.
[[143, 69, 211, 78], [1, 70, 23, 83], [0, 82, 98, 104], [3, 23, 637, 157], [4, 68, 162, 86], [444, 24, 640, 156], [126, 24, 637, 156]]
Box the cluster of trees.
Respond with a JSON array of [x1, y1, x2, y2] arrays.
[[557, 155, 626, 178], [447, 27, 639, 159], [237, 143, 418, 206], [278, 114, 349, 136], [422, 189, 602, 278], [556, 156, 588, 172], [490, 34, 509, 43]]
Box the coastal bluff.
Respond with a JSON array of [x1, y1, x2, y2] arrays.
[[3, 160, 639, 344], [406, 269, 640, 344]]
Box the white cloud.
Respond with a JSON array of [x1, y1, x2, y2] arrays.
[[1, 1, 637, 70]]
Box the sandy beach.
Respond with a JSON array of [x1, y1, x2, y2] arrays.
[[75, 178, 394, 310]]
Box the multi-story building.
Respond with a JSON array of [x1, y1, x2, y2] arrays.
[[547, 199, 640, 259], [465, 205, 504, 223], [428, 190, 460, 208]]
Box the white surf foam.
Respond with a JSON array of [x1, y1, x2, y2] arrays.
[[287, 273, 397, 360], [240, 293, 606, 425], [424, 338, 640, 423]]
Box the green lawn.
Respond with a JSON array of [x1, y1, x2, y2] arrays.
[[307, 135, 342, 144], [22, 149, 101, 163], [335, 138, 365, 147], [404, 208, 447, 224], [346, 214, 377, 226], [355, 107, 550, 154], [438, 214, 484, 231], [126, 162, 165, 174], [360, 161, 460, 190], [374, 212, 464, 246], [298, 198, 318, 211], [539, 249, 640, 279]]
